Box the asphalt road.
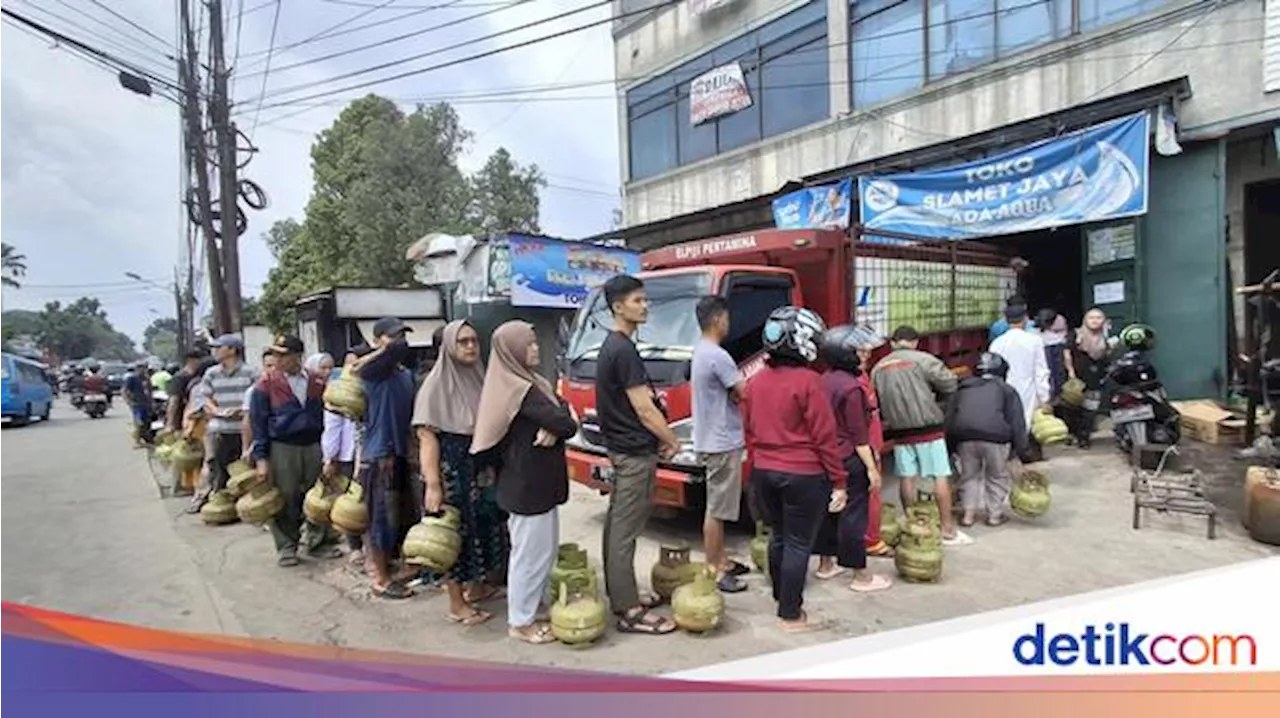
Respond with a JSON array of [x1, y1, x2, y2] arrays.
[[0, 400, 242, 635], [3, 399, 1276, 674]]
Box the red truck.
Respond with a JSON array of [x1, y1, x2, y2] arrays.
[[556, 227, 1013, 518]]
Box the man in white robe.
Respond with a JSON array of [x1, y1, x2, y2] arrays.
[[990, 305, 1050, 453]]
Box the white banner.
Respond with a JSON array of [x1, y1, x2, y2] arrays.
[[672, 558, 1280, 680], [690, 62, 752, 125]]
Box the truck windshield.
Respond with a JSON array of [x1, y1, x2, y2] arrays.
[[566, 272, 711, 362]]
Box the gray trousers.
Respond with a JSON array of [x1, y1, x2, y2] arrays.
[[956, 441, 1012, 518], [268, 442, 323, 555], [507, 508, 558, 627], [602, 452, 658, 614]]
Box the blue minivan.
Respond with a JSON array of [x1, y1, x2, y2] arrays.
[[2, 352, 54, 425]]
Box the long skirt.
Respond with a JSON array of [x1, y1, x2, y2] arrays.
[[437, 431, 509, 585]]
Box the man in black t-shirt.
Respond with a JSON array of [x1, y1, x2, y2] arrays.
[[166, 349, 211, 433], [594, 274, 680, 636]]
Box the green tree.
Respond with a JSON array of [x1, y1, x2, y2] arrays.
[[2, 243, 27, 288], [1, 309, 43, 345], [468, 147, 546, 237], [259, 95, 546, 334], [19, 297, 139, 361], [143, 317, 180, 362]]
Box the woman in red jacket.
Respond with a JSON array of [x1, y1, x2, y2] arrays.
[[743, 306, 848, 633]]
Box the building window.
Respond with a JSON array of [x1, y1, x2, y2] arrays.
[[996, 0, 1072, 56], [852, 0, 926, 108], [624, 0, 828, 181], [850, 0, 1168, 109], [1077, 0, 1171, 32]]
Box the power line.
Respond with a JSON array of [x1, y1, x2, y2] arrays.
[[85, 0, 173, 50], [236, 0, 529, 79], [247, 0, 283, 139], [320, 0, 518, 8], [0, 8, 183, 100], [46, 0, 174, 60], [247, 0, 666, 110], [11, 0, 177, 78]]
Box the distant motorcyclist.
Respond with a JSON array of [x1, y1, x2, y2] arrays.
[[82, 364, 107, 395]]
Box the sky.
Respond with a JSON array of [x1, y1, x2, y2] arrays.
[[1, 0, 623, 346]]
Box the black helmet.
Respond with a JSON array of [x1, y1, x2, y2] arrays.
[[819, 324, 885, 370], [976, 351, 1009, 380], [1118, 323, 1155, 351], [762, 306, 826, 363]]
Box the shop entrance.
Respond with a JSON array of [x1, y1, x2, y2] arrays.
[[981, 226, 1086, 325]]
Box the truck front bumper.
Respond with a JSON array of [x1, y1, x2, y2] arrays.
[[565, 447, 703, 509]]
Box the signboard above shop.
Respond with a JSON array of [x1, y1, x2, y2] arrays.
[[772, 178, 852, 230], [508, 234, 642, 310], [690, 62, 752, 125], [858, 112, 1151, 240]]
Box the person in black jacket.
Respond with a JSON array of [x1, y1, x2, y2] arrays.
[[470, 321, 577, 645], [945, 352, 1034, 528]]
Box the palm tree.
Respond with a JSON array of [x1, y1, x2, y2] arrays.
[[2, 243, 27, 288]]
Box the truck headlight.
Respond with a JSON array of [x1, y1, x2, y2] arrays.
[[667, 419, 700, 468]]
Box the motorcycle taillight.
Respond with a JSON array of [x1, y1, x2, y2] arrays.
[[1114, 393, 1141, 407]]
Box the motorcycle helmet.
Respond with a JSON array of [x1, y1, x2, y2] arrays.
[[1118, 323, 1156, 351], [975, 351, 1010, 380], [819, 324, 885, 371], [762, 306, 826, 364]]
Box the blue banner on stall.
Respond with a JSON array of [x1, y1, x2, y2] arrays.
[[772, 178, 852, 229], [858, 112, 1150, 240], [507, 234, 642, 310]]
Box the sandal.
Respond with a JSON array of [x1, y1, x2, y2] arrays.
[[959, 515, 977, 528], [941, 530, 975, 547], [726, 560, 750, 577], [509, 624, 556, 645], [372, 582, 414, 600], [865, 542, 895, 558], [308, 545, 344, 559], [615, 607, 676, 635], [277, 554, 300, 568], [347, 550, 365, 567], [986, 514, 1010, 527], [779, 611, 825, 633], [850, 574, 893, 593], [716, 574, 747, 593], [446, 608, 493, 626], [814, 565, 846, 580]]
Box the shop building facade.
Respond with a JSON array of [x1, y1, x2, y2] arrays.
[[610, 0, 1280, 401]]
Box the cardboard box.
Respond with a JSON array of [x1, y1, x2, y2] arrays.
[[1172, 400, 1248, 446]]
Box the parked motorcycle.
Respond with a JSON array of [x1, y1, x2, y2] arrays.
[[1104, 324, 1181, 456], [82, 392, 109, 419]]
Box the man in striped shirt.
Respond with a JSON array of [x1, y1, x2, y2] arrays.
[[187, 334, 259, 513]]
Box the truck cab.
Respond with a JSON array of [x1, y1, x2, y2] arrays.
[[557, 229, 850, 512]]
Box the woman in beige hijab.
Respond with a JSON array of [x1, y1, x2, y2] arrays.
[[472, 321, 577, 644], [413, 320, 508, 626]]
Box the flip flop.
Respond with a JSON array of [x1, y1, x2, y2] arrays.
[[850, 574, 893, 593], [308, 545, 344, 559], [941, 530, 975, 547], [866, 542, 895, 558], [509, 624, 556, 645], [814, 566, 847, 580], [446, 608, 493, 626], [716, 574, 748, 593], [959, 516, 977, 527], [779, 611, 825, 633], [726, 560, 750, 577], [372, 582, 414, 600], [277, 554, 300, 568], [986, 515, 1010, 527]]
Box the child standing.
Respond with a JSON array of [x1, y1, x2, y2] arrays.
[[945, 352, 1034, 527]]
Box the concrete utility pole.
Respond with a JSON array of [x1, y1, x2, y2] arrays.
[[178, 0, 230, 335], [207, 0, 243, 331]]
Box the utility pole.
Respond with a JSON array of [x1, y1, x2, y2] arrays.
[[208, 0, 243, 331], [178, 0, 230, 334]]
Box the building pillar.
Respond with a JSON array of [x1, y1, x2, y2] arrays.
[[827, 0, 851, 117]]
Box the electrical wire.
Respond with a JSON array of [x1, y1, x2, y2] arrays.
[[246, 0, 283, 140], [85, 0, 172, 49], [10, 0, 178, 78], [236, 0, 531, 80], [321, 0, 518, 8], [246, 0, 669, 109], [46, 0, 175, 60]]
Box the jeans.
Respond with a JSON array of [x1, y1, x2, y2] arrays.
[[753, 468, 829, 621]]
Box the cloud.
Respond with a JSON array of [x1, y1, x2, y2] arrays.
[[1, 0, 622, 345]]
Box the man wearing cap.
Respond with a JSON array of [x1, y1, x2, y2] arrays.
[[349, 317, 418, 597], [250, 334, 335, 567], [122, 362, 155, 447], [188, 334, 259, 513], [989, 305, 1050, 462]]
